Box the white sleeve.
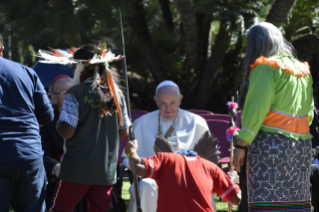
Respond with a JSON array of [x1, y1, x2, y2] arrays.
[[122, 157, 130, 169], [59, 93, 79, 128]]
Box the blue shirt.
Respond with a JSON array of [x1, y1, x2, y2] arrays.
[[0, 57, 54, 162]]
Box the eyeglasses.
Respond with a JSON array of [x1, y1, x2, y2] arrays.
[[51, 90, 67, 96]]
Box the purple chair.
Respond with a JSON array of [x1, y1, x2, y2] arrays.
[[131, 109, 149, 114], [205, 119, 231, 166], [201, 114, 231, 122], [186, 109, 214, 115]]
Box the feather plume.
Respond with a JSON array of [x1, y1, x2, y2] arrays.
[[91, 65, 101, 90], [36, 50, 77, 65], [67, 48, 77, 55], [36, 47, 122, 65], [70, 63, 84, 87], [154, 136, 174, 154], [193, 131, 220, 164], [106, 71, 123, 126]]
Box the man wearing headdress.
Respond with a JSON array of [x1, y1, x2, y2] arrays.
[[40, 44, 131, 212], [0, 34, 54, 211], [122, 80, 216, 212], [40, 75, 87, 212]]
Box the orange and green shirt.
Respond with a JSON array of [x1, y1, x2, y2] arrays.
[[237, 53, 314, 145]]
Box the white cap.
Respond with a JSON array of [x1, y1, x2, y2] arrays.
[[156, 80, 179, 91]]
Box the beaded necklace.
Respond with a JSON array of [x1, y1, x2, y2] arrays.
[[157, 110, 179, 139]]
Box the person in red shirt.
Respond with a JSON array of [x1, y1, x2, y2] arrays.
[[125, 139, 241, 212]]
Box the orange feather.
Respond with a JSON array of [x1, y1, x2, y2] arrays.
[[106, 72, 124, 127], [48, 47, 65, 57]]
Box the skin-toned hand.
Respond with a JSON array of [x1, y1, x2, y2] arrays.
[[125, 139, 138, 155], [233, 138, 248, 172], [125, 140, 147, 177]]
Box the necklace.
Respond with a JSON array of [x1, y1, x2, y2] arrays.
[[157, 110, 179, 139]]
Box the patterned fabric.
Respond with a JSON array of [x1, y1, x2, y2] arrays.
[[59, 93, 79, 128], [247, 131, 312, 211]]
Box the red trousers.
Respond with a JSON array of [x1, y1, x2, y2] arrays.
[[49, 180, 113, 212]]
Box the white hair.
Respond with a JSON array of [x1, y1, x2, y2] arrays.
[[239, 22, 296, 108]]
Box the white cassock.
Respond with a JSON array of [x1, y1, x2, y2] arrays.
[[122, 109, 217, 212]]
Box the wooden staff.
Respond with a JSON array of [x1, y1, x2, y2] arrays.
[[118, 8, 142, 212], [228, 94, 237, 212]]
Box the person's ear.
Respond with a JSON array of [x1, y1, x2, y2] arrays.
[[179, 95, 183, 106], [154, 96, 157, 104]]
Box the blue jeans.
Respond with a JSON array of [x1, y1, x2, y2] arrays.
[[0, 157, 46, 212]]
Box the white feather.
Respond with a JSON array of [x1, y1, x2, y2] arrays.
[[89, 51, 122, 64], [56, 49, 73, 57], [37, 50, 75, 65], [70, 63, 84, 87]]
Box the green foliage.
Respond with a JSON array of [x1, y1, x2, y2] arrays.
[[284, 0, 319, 41], [0, 0, 318, 111]]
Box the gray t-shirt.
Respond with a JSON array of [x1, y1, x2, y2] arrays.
[[58, 82, 130, 185]]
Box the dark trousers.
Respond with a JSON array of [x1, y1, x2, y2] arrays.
[[0, 158, 47, 212], [46, 179, 88, 212], [238, 149, 248, 212], [49, 180, 113, 212]]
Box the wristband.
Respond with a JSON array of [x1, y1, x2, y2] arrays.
[[234, 143, 247, 150], [127, 150, 136, 158]]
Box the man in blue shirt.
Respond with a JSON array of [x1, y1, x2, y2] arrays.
[[0, 34, 54, 212]]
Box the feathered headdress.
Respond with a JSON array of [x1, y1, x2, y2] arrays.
[[154, 132, 220, 164], [36, 43, 125, 126]]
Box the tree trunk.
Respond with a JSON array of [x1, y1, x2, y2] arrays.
[[266, 0, 297, 27], [195, 20, 231, 109], [293, 35, 319, 59], [195, 13, 211, 75], [129, 0, 167, 83], [174, 0, 198, 75], [158, 0, 175, 33]]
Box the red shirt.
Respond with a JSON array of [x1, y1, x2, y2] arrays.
[[142, 153, 240, 212]]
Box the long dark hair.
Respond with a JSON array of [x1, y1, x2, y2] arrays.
[[238, 22, 296, 108]]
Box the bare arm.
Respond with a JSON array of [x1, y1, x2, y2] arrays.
[[57, 121, 76, 139], [125, 139, 147, 177], [119, 128, 129, 139], [228, 190, 242, 206]]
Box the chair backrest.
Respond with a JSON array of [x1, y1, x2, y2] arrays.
[[131, 109, 149, 114], [206, 119, 230, 159], [118, 110, 148, 163], [201, 114, 231, 122], [236, 110, 242, 128], [186, 109, 213, 115]]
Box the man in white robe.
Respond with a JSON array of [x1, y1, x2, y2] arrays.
[[122, 80, 217, 212]]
